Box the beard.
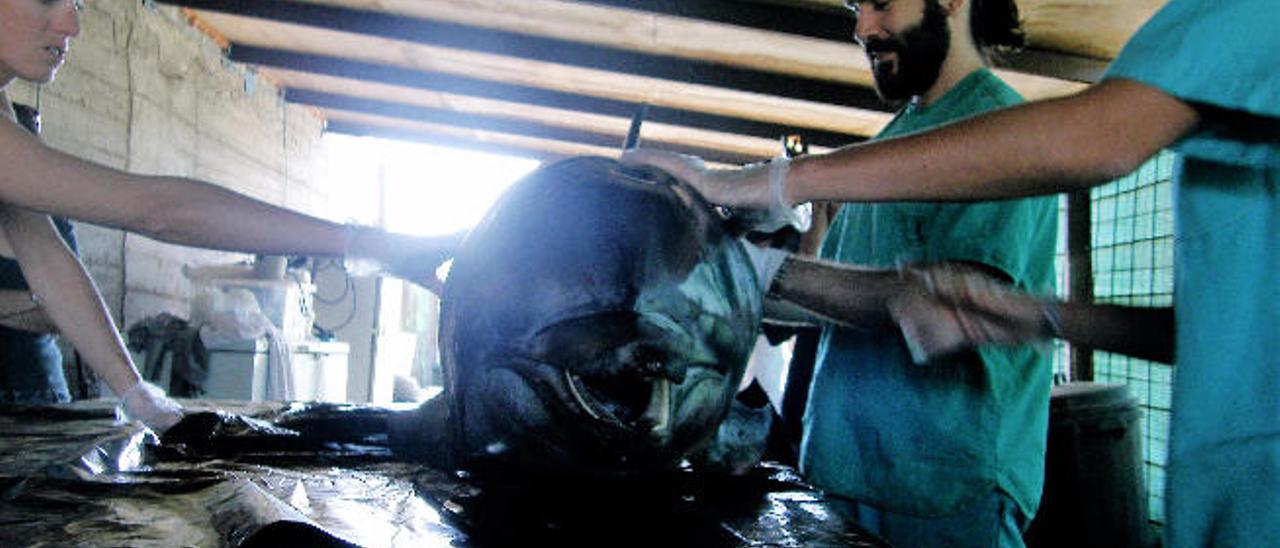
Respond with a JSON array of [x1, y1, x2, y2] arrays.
[[863, 0, 951, 103]]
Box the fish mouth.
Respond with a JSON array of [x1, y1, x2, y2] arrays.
[[563, 366, 719, 440], [527, 300, 740, 441], [565, 370, 672, 434]]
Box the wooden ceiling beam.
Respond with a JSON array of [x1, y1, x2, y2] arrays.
[[1015, 0, 1168, 60], [564, 0, 1123, 86], [172, 0, 1083, 106], [232, 46, 866, 149], [640, 0, 1166, 63], [188, 11, 895, 137], [322, 109, 656, 164], [289, 0, 868, 86], [162, 0, 1151, 161], [291, 88, 768, 165], [165, 0, 892, 112], [323, 116, 742, 170], [295, 90, 627, 150], [262, 67, 828, 161], [324, 117, 568, 164], [229, 0, 1082, 95]]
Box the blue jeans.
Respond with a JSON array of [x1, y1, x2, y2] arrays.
[[828, 489, 1030, 548], [0, 327, 71, 404]]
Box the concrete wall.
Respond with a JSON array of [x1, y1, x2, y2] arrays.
[[6, 2, 336, 393]]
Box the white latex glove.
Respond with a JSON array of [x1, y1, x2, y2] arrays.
[[620, 149, 810, 233], [739, 240, 790, 294], [889, 266, 1059, 364], [117, 380, 184, 434], [916, 265, 1061, 338]]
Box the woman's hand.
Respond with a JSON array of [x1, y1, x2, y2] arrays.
[[118, 380, 184, 435]]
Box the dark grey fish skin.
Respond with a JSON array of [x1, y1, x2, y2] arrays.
[[392, 156, 762, 480]]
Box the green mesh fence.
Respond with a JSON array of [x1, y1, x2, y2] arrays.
[[1088, 151, 1177, 526]]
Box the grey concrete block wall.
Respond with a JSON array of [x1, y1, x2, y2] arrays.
[[7, 2, 334, 375]]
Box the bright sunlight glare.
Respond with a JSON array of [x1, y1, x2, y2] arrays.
[[323, 134, 541, 235]]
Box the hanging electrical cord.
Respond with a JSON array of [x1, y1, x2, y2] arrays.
[[311, 259, 359, 333]]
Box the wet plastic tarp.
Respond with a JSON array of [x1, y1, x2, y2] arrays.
[[0, 399, 889, 547]]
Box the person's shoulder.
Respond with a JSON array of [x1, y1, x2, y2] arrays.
[[929, 69, 1024, 120], [967, 69, 1024, 109], [1106, 0, 1279, 121]]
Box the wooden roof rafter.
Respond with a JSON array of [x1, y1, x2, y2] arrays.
[[159, 0, 1165, 162]]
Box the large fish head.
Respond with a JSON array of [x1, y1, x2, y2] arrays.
[[437, 156, 762, 479]]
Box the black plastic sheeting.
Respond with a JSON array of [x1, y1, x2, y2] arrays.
[[0, 400, 890, 547]]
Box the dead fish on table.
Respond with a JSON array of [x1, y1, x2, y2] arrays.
[[164, 157, 763, 480], [392, 156, 762, 479]]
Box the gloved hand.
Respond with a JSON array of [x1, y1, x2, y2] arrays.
[[889, 265, 1060, 364], [739, 240, 790, 294], [620, 149, 810, 233], [117, 380, 184, 435], [344, 226, 465, 295]]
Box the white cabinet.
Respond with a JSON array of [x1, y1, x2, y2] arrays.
[[290, 341, 350, 403], [201, 338, 349, 402], [203, 338, 272, 402]]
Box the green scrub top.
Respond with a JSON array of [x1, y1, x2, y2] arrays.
[[801, 69, 1059, 518], [1103, 1, 1280, 545]]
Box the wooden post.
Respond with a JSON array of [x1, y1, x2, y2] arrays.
[[1067, 189, 1094, 381]]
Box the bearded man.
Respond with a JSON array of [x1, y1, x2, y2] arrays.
[[792, 1, 1058, 546]]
